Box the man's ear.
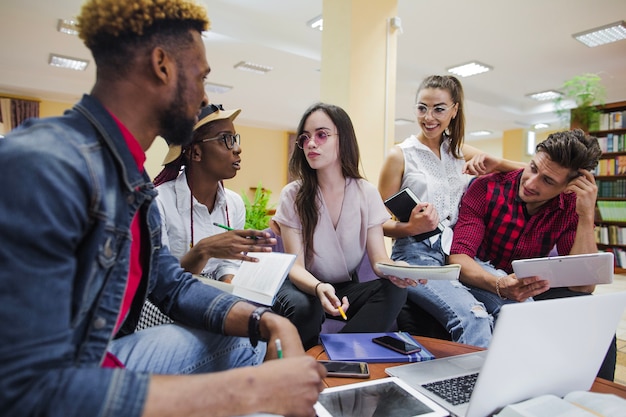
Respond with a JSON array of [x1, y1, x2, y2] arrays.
[[190, 143, 202, 162], [151, 47, 173, 85]]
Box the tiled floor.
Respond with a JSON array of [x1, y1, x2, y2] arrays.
[[592, 273, 626, 385]]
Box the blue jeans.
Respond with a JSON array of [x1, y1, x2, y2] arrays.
[[392, 237, 493, 348], [109, 324, 265, 374]]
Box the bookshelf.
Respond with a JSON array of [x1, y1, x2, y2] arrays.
[[586, 101, 626, 274]]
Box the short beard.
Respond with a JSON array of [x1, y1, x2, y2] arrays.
[[159, 71, 195, 147]]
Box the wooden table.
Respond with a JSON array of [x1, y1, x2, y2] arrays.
[[307, 336, 626, 399]]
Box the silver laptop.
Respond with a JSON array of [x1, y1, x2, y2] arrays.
[[386, 292, 626, 417]]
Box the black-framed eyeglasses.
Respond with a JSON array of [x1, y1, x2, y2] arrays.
[[296, 129, 336, 150], [195, 133, 241, 150]]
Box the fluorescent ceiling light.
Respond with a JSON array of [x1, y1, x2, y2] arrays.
[[573, 21, 626, 47], [533, 123, 550, 130], [204, 82, 233, 94], [48, 54, 88, 71], [394, 118, 413, 126], [526, 90, 562, 101], [447, 62, 492, 78], [469, 130, 492, 137], [57, 18, 78, 36], [233, 61, 273, 74], [307, 15, 323, 31]]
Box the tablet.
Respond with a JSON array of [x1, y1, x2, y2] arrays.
[[314, 377, 449, 417], [511, 252, 614, 287]]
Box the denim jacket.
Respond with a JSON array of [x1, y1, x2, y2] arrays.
[[0, 95, 242, 417]]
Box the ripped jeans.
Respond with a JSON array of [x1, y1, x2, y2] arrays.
[[392, 237, 493, 348]]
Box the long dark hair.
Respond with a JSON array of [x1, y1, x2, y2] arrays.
[[289, 102, 363, 264], [416, 75, 466, 158]]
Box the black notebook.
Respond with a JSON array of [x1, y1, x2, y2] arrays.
[[384, 188, 444, 242]]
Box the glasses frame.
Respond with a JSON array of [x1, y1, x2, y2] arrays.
[[415, 102, 457, 119], [296, 129, 337, 150], [195, 133, 241, 150]]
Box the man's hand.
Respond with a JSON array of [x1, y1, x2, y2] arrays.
[[248, 357, 326, 417], [498, 274, 550, 302], [565, 169, 597, 222]]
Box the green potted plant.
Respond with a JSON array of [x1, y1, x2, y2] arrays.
[[241, 182, 275, 230], [554, 73, 606, 131]]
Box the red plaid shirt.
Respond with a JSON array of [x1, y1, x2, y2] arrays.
[[450, 169, 578, 273]]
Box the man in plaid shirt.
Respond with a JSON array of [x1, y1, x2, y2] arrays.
[[450, 129, 601, 308], [449, 129, 618, 380]]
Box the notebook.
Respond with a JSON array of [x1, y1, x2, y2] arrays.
[[383, 187, 445, 241], [511, 252, 614, 287], [320, 331, 435, 363], [386, 292, 626, 417]]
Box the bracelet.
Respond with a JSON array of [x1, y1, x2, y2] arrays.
[[314, 281, 323, 297], [248, 306, 272, 347], [495, 276, 506, 300]]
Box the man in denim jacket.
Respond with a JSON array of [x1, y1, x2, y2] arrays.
[[0, 1, 325, 416]]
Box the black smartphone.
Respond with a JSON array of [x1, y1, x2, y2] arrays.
[[372, 335, 422, 355], [318, 360, 370, 378]]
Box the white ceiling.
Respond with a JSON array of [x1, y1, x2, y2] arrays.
[[1, 0, 625, 142]]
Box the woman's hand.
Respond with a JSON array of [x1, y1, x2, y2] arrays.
[[315, 282, 350, 317]]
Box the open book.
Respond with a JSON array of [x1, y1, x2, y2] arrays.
[[383, 187, 445, 241], [495, 391, 626, 417], [197, 252, 295, 305], [376, 262, 460, 281]]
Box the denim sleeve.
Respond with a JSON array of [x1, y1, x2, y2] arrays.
[[149, 236, 244, 334], [0, 125, 150, 416]]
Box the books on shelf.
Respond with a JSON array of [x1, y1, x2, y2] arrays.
[[376, 262, 460, 281], [595, 133, 626, 153], [383, 187, 445, 241], [197, 252, 295, 305], [594, 155, 626, 176], [596, 201, 626, 222], [598, 110, 626, 131], [320, 331, 435, 363], [596, 178, 626, 198]]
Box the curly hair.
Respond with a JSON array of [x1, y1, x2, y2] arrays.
[[416, 75, 466, 159], [535, 129, 602, 179], [77, 0, 210, 74]]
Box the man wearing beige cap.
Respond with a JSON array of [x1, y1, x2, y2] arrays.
[[0, 1, 325, 416]]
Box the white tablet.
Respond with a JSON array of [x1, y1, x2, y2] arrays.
[[314, 377, 449, 417], [511, 252, 614, 287]]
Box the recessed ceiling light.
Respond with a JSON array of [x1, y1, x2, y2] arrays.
[[48, 54, 88, 71], [394, 118, 413, 126], [204, 82, 233, 94], [233, 61, 273, 74], [526, 90, 563, 101], [447, 62, 492, 78], [573, 20, 626, 47], [469, 130, 492, 137], [57, 18, 78, 36], [533, 123, 550, 130], [307, 15, 323, 31]]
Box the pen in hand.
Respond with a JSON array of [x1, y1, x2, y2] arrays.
[[337, 305, 347, 321], [275, 338, 283, 359], [213, 222, 259, 240], [213, 222, 234, 231]]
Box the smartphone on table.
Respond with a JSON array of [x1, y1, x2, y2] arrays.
[[318, 360, 370, 378], [372, 335, 422, 355]]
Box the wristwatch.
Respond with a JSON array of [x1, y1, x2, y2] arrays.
[[248, 306, 272, 347]]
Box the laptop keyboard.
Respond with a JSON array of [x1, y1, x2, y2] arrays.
[[422, 373, 478, 406]]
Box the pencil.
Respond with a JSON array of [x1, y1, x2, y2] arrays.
[[213, 222, 234, 231], [337, 305, 347, 321]]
